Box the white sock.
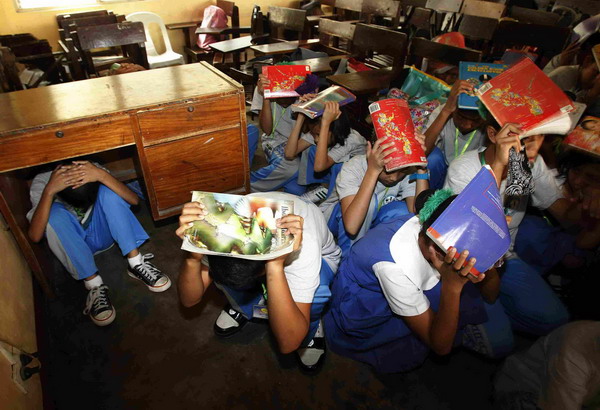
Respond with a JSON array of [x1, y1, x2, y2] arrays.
[[84, 275, 103, 290], [128, 253, 143, 269]]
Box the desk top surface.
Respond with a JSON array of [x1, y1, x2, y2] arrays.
[[250, 39, 320, 55], [0, 63, 241, 134], [209, 36, 253, 53], [327, 67, 394, 95]]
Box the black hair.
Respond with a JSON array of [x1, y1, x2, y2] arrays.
[[415, 189, 458, 234], [206, 255, 266, 290], [307, 107, 352, 147], [557, 149, 600, 178], [56, 181, 100, 209], [456, 108, 484, 121], [477, 103, 500, 131], [581, 118, 599, 131]]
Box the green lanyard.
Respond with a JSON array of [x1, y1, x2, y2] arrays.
[[377, 187, 390, 211], [262, 283, 268, 301], [455, 128, 477, 159], [270, 103, 288, 138]]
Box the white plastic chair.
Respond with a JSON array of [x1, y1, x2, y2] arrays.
[[126, 12, 184, 69]]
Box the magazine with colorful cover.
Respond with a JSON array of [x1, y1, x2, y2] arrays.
[[291, 86, 356, 119], [427, 166, 511, 276], [181, 191, 295, 260], [564, 116, 600, 158], [458, 62, 508, 110], [476, 58, 575, 138], [369, 98, 427, 172], [262, 65, 311, 98]]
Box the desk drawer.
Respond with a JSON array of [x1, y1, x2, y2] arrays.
[[0, 116, 133, 172], [143, 127, 247, 215], [137, 95, 241, 146]]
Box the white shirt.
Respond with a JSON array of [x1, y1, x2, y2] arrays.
[[372, 216, 439, 317], [444, 149, 563, 256], [300, 128, 366, 163], [251, 89, 296, 153], [251, 192, 341, 304], [319, 155, 417, 241]]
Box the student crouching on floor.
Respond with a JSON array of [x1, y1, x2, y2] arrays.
[[284, 100, 366, 203], [27, 160, 171, 326], [176, 192, 341, 373], [324, 189, 514, 373]]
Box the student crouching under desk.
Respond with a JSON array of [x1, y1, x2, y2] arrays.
[[177, 192, 341, 373], [324, 190, 514, 373]]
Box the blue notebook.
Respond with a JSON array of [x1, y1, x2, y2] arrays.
[[458, 62, 507, 110], [426, 166, 511, 275]]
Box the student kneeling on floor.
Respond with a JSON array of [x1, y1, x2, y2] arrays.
[[324, 189, 513, 373], [176, 192, 341, 372], [27, 160, 171, 326]]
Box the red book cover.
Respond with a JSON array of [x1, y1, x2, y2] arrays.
[[262, 65, 311, 98], [369, 99, 427, 172], [476, 58, 574, 135], [564, 116, 600, 158]]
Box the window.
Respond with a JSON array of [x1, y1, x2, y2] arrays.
[[16, 0, 138, 12]]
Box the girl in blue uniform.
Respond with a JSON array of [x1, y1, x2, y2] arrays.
[[324, 190, 514, 373]]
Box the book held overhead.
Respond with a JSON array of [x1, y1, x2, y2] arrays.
[[262, 65, 311, 98]]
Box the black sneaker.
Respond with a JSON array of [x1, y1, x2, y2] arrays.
[[296, 321, 326, 373], [127, 253, 171, 293], [213, 305, 248, 338], [83, 284, 116, 326]]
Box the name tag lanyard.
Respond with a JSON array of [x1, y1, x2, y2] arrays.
[[270, 103, 288, 138], [455, 128, 477, 159]]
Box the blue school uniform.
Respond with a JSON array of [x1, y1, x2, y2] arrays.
[[324, 214, 493, 373]]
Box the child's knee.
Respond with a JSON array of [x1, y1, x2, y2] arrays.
[[97, 184, 128, 206]]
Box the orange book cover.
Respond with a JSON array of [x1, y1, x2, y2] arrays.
[[369, 99, 427, 172], [477, 59, 574, 136], [564, 116, 600, 158], [262, 65, 311, 98]]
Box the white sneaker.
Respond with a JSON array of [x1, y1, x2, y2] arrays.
[[83, 285, 116, 326], [300, 186, 329, 204]]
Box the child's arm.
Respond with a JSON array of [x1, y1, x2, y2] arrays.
[[264, 215, 312, 353], [313, 101, 341, 172], [176, 202, 212, 307], [28, 164, 77, 242], [69, 161, 139, 205], [404, 247, 481, 355], [284, 114, 313, 160], [341, 138, 396, 236], [257, 75, 274, 135], [405, 133, 430, 214], [423, 80, 473, 155]]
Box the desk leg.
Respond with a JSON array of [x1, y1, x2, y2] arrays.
[[0, 175, 55, 299]]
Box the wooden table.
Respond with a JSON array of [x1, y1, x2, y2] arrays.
[[0, 63, 249, 294], [166, 21, 202, 49], [327, 67, 396, 95], [250, 39, 320, 56]]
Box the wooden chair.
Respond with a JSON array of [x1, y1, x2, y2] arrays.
[[510, 6, 561, 26], [268, 6, 309, 41], [187, 0, 251, 63], [0, 46, 23, 92], [458, 15, 499, 42], [58, 13, 118, 42], [407, 36, 482, 69], [327, 23, 408, 95], [460, 0, 506, 19], [73, 22, 149, 78], [426, 0, 462, 32], [403, 7, 434, 39], [362, 0, 401, 28], [490, 20, 572, 62], [0, 35, 66, 85], [333, 0, 364, 22]]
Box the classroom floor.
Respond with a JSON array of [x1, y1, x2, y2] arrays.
[[36, 116, 520, 410]]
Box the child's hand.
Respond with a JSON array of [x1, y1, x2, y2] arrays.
[[45, 164, 77, 196], [257, 74, 269, 97], [299, 93, 318, 103], [67, 161, 107, 189], [430, 246, 483, 292], [366, 137, 397, 174], [492, 123, 523, 168], [176, 202, 209, 239], [322, 101, 341, 124], [266, 214, 304, 269], [415, 132, 427, 153], [443, 80, 474, 113]]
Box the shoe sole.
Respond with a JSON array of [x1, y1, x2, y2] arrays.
[[90, 308, 116, 327], [127, 270, 172, 293]]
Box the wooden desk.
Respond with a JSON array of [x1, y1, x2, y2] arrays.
[[166, 21, 202, 49], [292, 55, 347, 73], [209, 36, 253, 54], [327, 67, 396, 95], [250, 39, 320, 56], [0, 62, 250, 219]]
